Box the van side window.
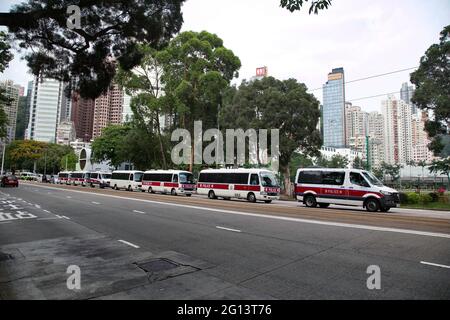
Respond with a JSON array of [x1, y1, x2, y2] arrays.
[[350, 172, 370, 187], [322, 171, 345, 185], [250, 174, 259, 186], [172, 174, 178, 183], [298, 171, 322, 184], [129, 174, 133, 181]]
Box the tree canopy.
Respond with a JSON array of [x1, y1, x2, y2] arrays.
[[0, 0, 185, 99], [280, 0, 332, 13], [410, 25, 450, 155]]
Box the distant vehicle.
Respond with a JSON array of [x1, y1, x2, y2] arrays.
[[197, 168, 280, 203], [57, 172, 71, 185], [294, 168, 400, 212], [141, 170, 196, 196], [110, 170, 144, 191], [89, 172, 112, 188], [69, 171, 91, 186], [1, 174, 19, 188], [39, 174, 52, 183], [20, 172, 37, 181]]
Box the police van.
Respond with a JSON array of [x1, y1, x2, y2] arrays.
[[295, 168, 399, 212]]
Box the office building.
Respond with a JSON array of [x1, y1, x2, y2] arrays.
[[322, 68, 346, 148], [0, 80, 20, 144]]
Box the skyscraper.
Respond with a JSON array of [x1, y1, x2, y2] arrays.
[[400, 82, 417, 114], [71, 92, 95, 142], [0, 80, 20, 144], [322, 67, 346, 148], [26, 77, 64, 143]]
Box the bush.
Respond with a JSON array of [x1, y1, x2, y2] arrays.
[[429, 192, 439, 202], [407, 192, 420, 204], [419, 194, 433, 205], [399, 192, 409, 204]]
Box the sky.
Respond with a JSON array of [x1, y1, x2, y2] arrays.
[[1, 0, 449, 112]]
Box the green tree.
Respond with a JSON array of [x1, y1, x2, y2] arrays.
[[0, 31, 13, 139], [410, 25, 450, 155], [329, 154, 349, 168], [280, 0, 332, 13], [381, 162, 402, 183], [6, 140, 47, 170], [429, 158, 450, 188], [161, 31, 241, 171], [91, 124, 131, 168], [1, 0, 185, 99], [36, 144, 77, 174], [60, 152, 77, 171], [117, 44, 170, 169], [221, 77, 322, 194], [352, 156, 366, 170]]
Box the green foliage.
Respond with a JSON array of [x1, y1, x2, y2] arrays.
[[429, 158, 450, 187], [6, 140, 76, 173], [221, 77, 321, 194], [0, 31, 13, 73], [380, 162, 403, 182], [315, 154, 349, 168], [60, 152, 77, 171], [419, 193, 433, 205], [410, 25, 450, 155], [407, 192, 420, 204], [290, 152, 314, 181], [91, 125, 132, 168], [2, 1, 185, 99], [280, 0, 332, 14], [352, 156, 366, 170]]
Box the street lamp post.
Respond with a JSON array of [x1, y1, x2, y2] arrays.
[[0, 141, 5, 176]]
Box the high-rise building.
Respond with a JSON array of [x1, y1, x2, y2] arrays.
[[26, 77, 64, 143], [0, 80, 20, 144], [344, 103, 368, 147], [381, 96, 400, 165], [322, 67, 346, 148], [397, 100, 413, 164], [92, 84, 131, 139], [59, 83, 73, 122], [400, 82, 417, 114], [56, 121, 76, 146], [71, 92, 95, 142]]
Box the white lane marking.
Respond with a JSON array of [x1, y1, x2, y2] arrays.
[[132, 210, 145, 214], [43, 209, 51, 213], [420, 261, 450, 269], [61, 216, 71, 220], [216, 226, 242, 233], [92, 201, 101, 205], [118, 240, 140, 249], [35, 204, 41, 208], [66, 196, 72, 199], [21, 183, 450, 239], [0, 221, 12, 224], [37, 217, 62, 221]]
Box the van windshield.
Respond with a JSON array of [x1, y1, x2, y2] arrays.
[[134, 173, 143, 182], [179, 173, 194, 184], [362, 171, 384, 187], [102, 174, 112, 179], [260, 172, 279, 187]]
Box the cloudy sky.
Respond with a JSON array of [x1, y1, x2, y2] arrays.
[[1, 0, 449, 111]]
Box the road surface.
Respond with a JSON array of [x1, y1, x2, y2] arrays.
[[0, 182, 449, 299]]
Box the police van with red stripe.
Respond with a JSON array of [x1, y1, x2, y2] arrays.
[[141, 170, 196, 196], [295, 168, 399, 212], [197, 169, 280, 203]]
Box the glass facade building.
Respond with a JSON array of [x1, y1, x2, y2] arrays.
[[322, 68, 346, 148]]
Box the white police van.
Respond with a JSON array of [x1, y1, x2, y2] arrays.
[[295, 168, 399, 212]]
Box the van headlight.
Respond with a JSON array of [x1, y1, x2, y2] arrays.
[[381, 190, 392, 196], [260, 191, 268, 195]]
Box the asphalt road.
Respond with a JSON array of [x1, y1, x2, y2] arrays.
[[0, 182, 449, 300]]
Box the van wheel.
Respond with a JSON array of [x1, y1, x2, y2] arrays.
[[208, 190, 216, 199], [365, 198, 380, 212], [380, 207, 390, 212], [319, 203, 330, 208], [171, 188, 177, 196], [114, 184, 118, 190], [148, 187, 153, 193], [247, 193, 257, 203], [127, 185, 132, 192], [304, 195, 317, 208], [264, 200, 272, 204], [186, 194, 192, 197]]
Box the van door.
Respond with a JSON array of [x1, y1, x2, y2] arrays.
[[320, 171, 347, 205], [348, 172, 371, 206]]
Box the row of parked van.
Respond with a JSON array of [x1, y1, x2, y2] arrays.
[[54, 168, 400, 211]]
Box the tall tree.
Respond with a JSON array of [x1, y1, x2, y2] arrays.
[[410, 25, 450, 155], [161, 31, 241, 171], [117, 44, 170, 169], [0, 30, 13, 139], [91, 124, 131, 168], [280, 0, 332, 13], [6, 140, 47, 170], [1, 0, 185, 99], [429, 158, 450, 188], [222, 77, 322, 194]]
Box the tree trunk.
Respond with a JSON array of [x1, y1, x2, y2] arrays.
[[281, 164, 292, 197]]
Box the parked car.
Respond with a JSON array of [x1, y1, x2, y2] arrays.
[[1, 175, 19, 187]]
